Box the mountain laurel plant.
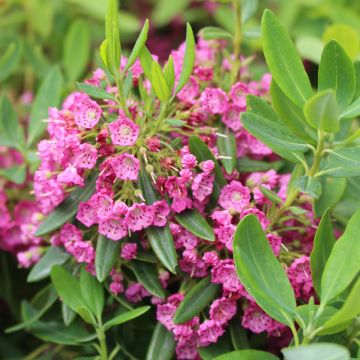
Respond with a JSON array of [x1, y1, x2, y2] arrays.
[[2, 0, 360, 359]]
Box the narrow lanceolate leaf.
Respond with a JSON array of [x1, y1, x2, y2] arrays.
[[76, 83, 117, 101], [294, 176, 322, 199], [282, 343, 350, 360], [199, 27, 233, 41], [320, 277, 360, 334], [246, 94, 280, 122], [176, 209, 215, 241], [324, 147, 360, 177], [237, 157, 283, 173], [173, 276, 220, 324], [310, 209, 336, 295], [340, 97, 360, 119], [27, 66, 63, 146], [151, 61, 171, 102], [124, 19, 149, 72], [321, 208, 360, 304], [63, 19, 90, 82], [95, 235, 121, 282], [163, 55, 175, 92], [80, 267, 104, 320], [132, 260, 166, 298], [35, 172, 97, 236], [189, 136, 226, 202], [318, 40, 356, 111], [103, 306, 150, 330], [214, 350, 279, 360], [259, 186, 282, 205], [28, 247, 70, 282], [261, 10, 312, 107], [303, 90, 339, 132], [241, 112, 309, 162], [139, 47, 154, 81], [174, 23, 195, 95], [0, 41, 22, 81], [105, 0, 121, 74], [233, 215, 296, 325], [146, 323, 175, 360], [217, 127, 237, 174]]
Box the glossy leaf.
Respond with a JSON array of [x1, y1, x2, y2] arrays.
[[27, 66, 63, 146], [103, 306, 150, 330], [318, 40, 355, 111], [76, 82, 117, 101], [314, 177, 346, 218], [229, 320, 250, 350], [246, 94, 280, 122], [62, 303, 76, 326], [173, 276, 220, 324], [0, 41, 22, 81], [295, 304, 337, 330], [95, 235, 121, 282], [214, 350, 279, 360], [294, 176, 322, 199], [198, 332, 233, 360], [217, 127, 237, 174], [321, 208, 360, 304], [163, 55, 175, 91], [341, 97, 360, 119], [132, 260, 166, 298], [259, 186, 282, 205], [139, 46, 154, 81], [35, 172, 97, 236], [199, 27, 233, 41], [324, 147, 360, 177], [304, 90, 339, 132], [241, 112, 309, 162], [146, 323, 175, 360], [80, 266, 104, 320], [310, 210, 336, 295], [262, 10, 312, 107], [233, 215, 296, 325], [282, 343, 350, 360], [175, 209, 215, 241], [124, 19, 149, 72], [237, 158, 283, 173], [174, 23, 195, 95], [151, 61, 170, 102], [63, 19, 90, 82], [28, 247, 70, 282]]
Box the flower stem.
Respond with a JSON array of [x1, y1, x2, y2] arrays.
[[97, 327, 108, 360]]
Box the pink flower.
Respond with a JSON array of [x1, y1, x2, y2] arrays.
[[230, 82, 248, 108], [198, 319, 225, 347], [199, 88, 228, 114], [288, 256, 313, 300], [267, 233, 282, 256], [203, 251, 219, 266], [65, 240, 94, 264], [73, 96, 102, 129], [72, 143, 98, 169], [199, 160, 214, 173], [17, 246, 43, 268], [209, 297, 237, 325], [223, 104, 243, 132], [240, 208, 270, 230], [125, 283, 150, 303], [76, 201, 98, 227], [108, 116, 139, 146], [152, 200, 170, 227], [177, 76, 199, 104], [191, 172, 214, 203], [219, 181, 251, 213], [121, 243, 137, 260], [98, 216, 127, 241], [110, 153, 140, 181], [125, 203, 154, 232], [181, 154, 197, 169], [110, 281, 124, 295], [57, 166, 84, 187]]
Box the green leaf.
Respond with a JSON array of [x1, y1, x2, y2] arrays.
[[80, 266, 104, 320], [237, 157, 283, 173], [146, 226, 178, 274], [340, 97, 360, 119], [63, 19, 90, 82], [151, 61, 170, 102], [318, 41, 355, 112], [229, 319, 250, 350], [320, 277, 360, 334], [310, 209, 336, 295], [173, 276, 220, 324], [35, 172, 97, 236], [270, 80, 317, 143], [76, 82, 117, 101], [189, 136, 226, 202], [0, 165, 26, 185], [323, 24, 359, 61], [233, 215, 296, 325], [241, 112, 309, 162], [217, 127, 237, 174], [304, 90, 340, 132], [295, 304, 338, 330], [132, 260, 166, 298], [103, 306, 150, 330], [0, 95, 25, 150], [152, 0, 190, 27], [199, 27, 233, 41], [324, 147, 360, 177], [282, 343, 350, 360], [246, 94, 280, 122], [321, 208, 360, 304], [163, 55, 175, 92], [124, 19, 149, 73], [214, 350, 279, 360], [146, 323, 175, 360], [138, 168, 160, 204], [62, 303, 76, 326], [296, 36, 323, 64], [198, 332, 233, 360], [0, 41, 22, 81], [95, 235, 121, 282], [139, 46, 154, 81], [174, 23, 195, 95], [261, 10, 312, 107], [314, 177, 346, 218], [28, 247, 70, 283], [27, 66, 63, 146], [175, 209, 215, 241], [242, 0, 259, 24], [259, 186, 282, 205], [294, 176, 322, 199]]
